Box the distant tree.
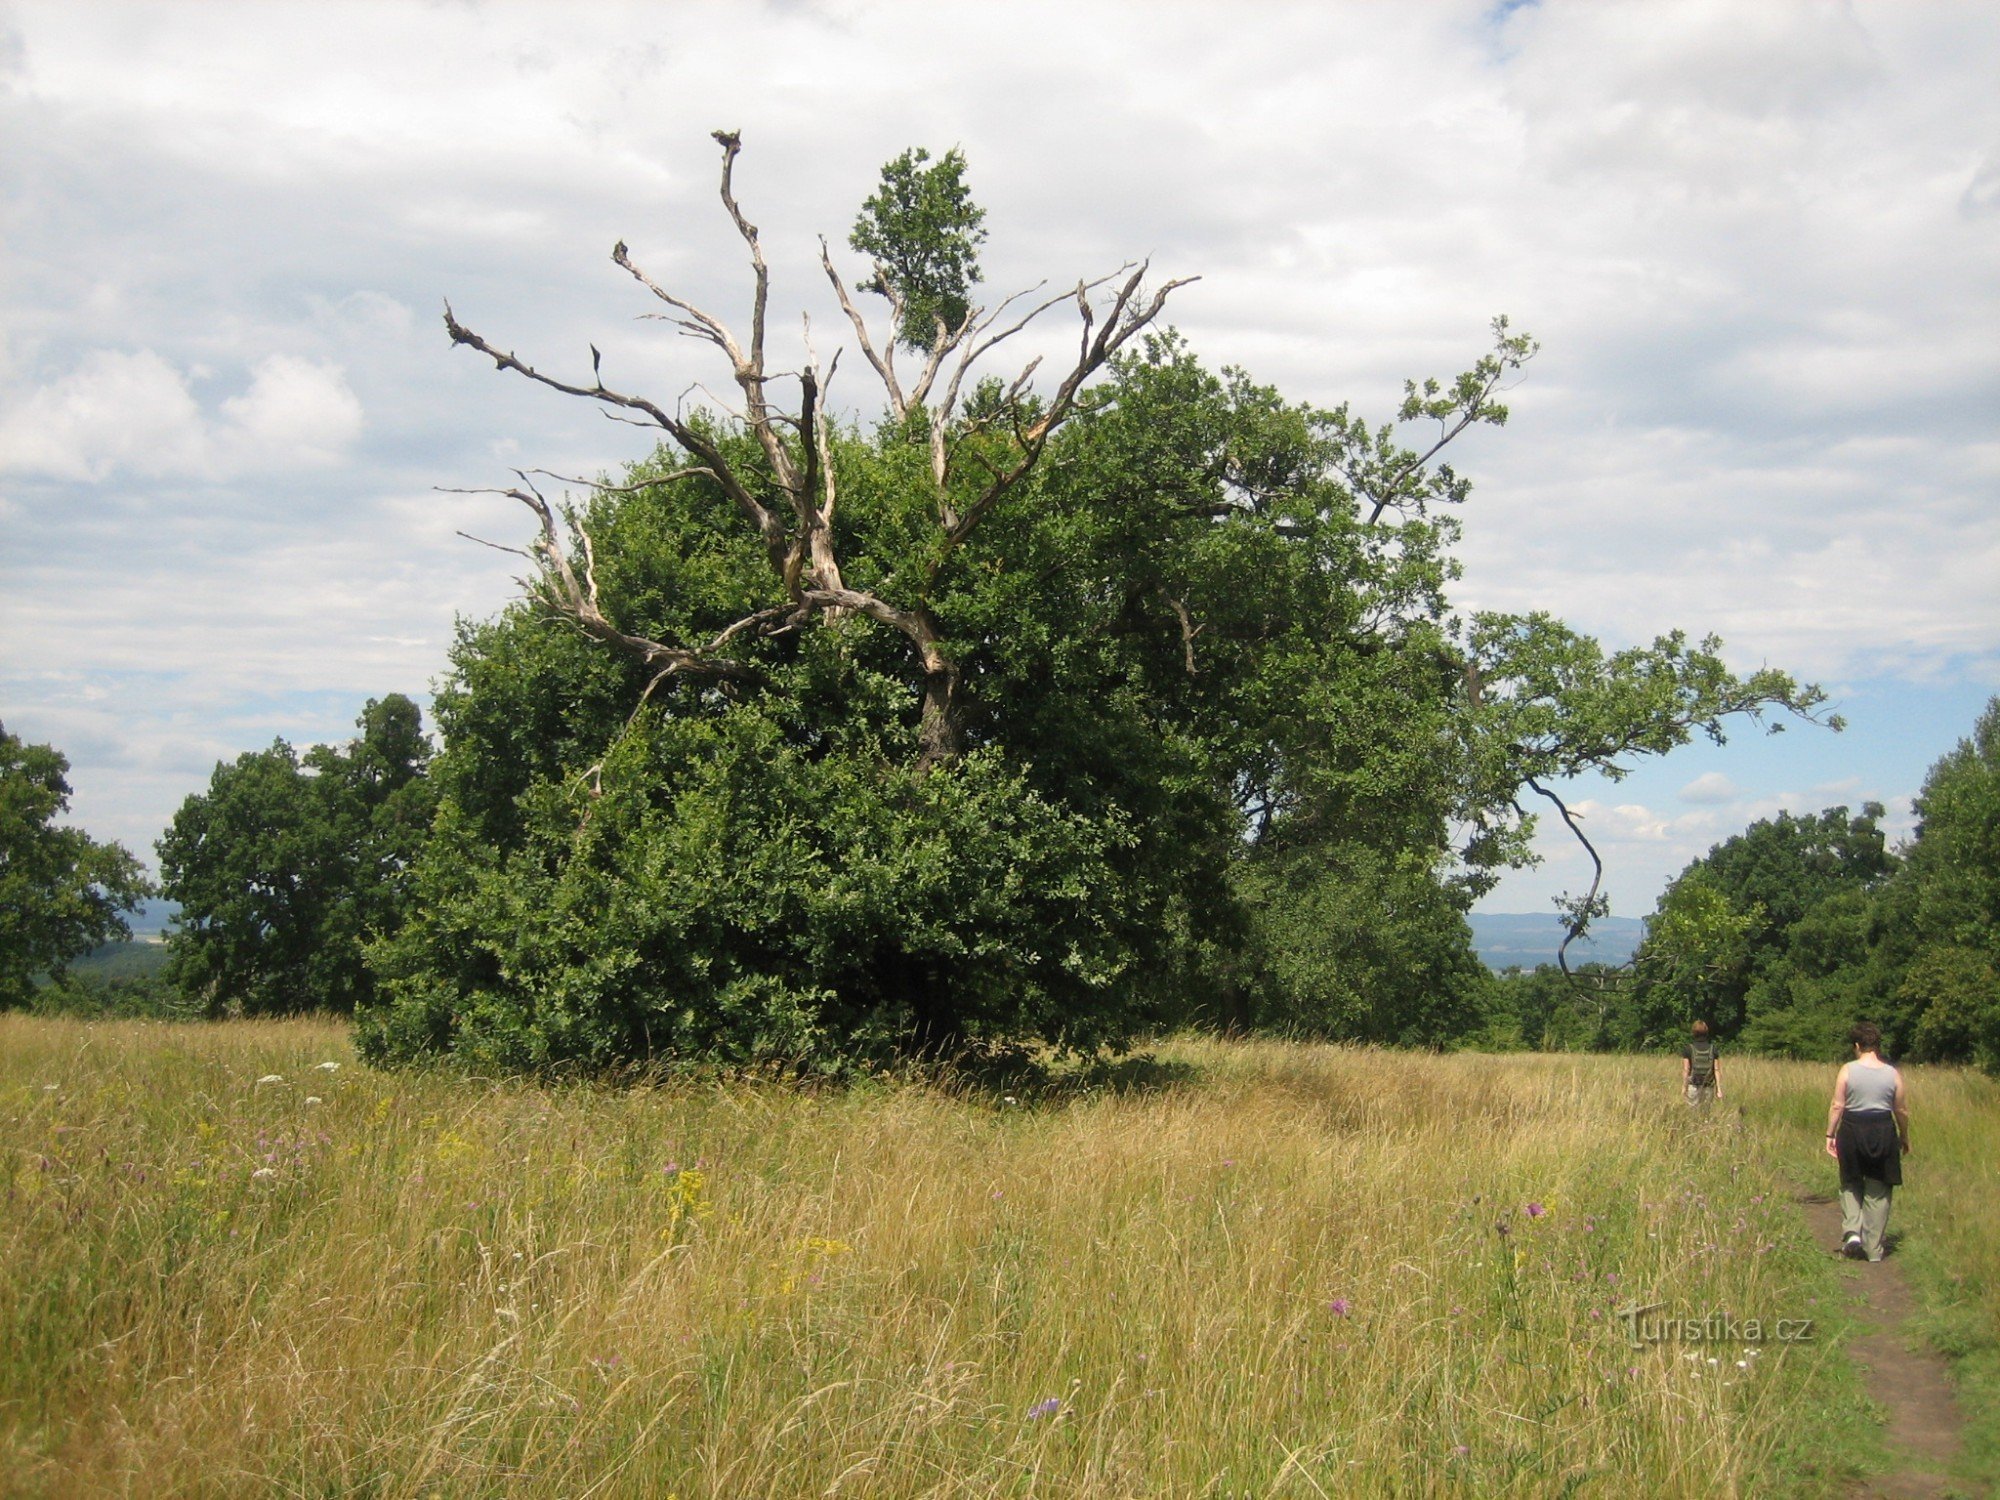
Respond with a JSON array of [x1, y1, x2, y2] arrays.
[[159, 696, 432, 1015], [1629, 804, 1893, 1055], [0, 723, 153, 1007]]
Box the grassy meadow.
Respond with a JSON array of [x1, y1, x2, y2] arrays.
[[4, 1016, 1996, 1498]]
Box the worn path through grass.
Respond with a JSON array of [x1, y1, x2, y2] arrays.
[[1797, 1194, 1970, 1499]]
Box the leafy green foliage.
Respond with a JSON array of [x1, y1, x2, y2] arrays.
[[1891, 696, 2000, 1067], [158, 696, 433, 1016], [375, 144, 1835, 1074], [849, 146, 987, 351], [1624, 805, 1891, 1054], [0, 723, 153, 1007]]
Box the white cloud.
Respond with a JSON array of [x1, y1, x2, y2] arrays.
[[216, 354, 365, 470], [0, 349, 204, 480], [0, 351, 362, 480], [1678, 772, 1739, 805]]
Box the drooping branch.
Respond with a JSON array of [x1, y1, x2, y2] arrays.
[[1516, 775, 1613, 985], [1164, 591, 1204, 677]]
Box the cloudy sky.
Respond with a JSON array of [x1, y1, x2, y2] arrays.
[[3, 0, 1997, 928]]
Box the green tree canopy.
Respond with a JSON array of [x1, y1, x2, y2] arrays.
[[1887, 695, 2000, 1067], [378, 135, 1832, 1074], [0, 723, 153, 1007], [159, 695, 432, 1016], [1626, 804, 1892, 1052]]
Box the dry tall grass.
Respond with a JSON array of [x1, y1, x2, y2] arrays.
[[7, 1017, 1970, 1498]]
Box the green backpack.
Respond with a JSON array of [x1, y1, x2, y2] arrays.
[[1688, 1037, 1716, 1086]]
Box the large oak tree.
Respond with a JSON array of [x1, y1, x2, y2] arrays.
[[362, 136, 1830, 1072]]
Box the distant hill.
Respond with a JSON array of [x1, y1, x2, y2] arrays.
[[1467, 912, 1643, 972], [67, 938, 171, 982], [128, 899, 181, 937]]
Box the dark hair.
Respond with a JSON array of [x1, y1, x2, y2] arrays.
[[1691, 1020, 1710, 1037], [1850, 1021, 1882, 1052]]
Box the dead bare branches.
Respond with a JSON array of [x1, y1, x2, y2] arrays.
[[446, 132, 1192, 767]]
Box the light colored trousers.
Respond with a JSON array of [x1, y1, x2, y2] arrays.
[[1840, 1179, 1893, 1261]]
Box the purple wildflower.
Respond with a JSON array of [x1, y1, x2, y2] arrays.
[[1525, 1202, 1545, 1218], [1027, 1398, 1062, 1420], [1328, 1298, 1351, 1316]]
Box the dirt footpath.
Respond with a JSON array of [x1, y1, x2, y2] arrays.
[[1799, 1192, 1979, 1499]]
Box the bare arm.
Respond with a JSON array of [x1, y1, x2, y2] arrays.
[[1893, 1071, 1911, 1155], [1824, 1065, 1849, 1157]]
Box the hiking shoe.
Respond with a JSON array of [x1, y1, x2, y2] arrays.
[[1842, 1234, 1865, 1259]]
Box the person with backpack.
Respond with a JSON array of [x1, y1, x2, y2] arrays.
[[1824, 1021, 1910, 1262], [1681, 1020, 1722, 1110]]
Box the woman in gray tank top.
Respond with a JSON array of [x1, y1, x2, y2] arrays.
[[1823, 1021, 1911, 1262]]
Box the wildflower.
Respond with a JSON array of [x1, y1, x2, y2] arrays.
[[1328, 1298, 1351, 1316], [251, 1167, 276, 1180], [314, 1061, 340, 1072], [304, 1096, 323, 1107], [256, 1075, 285, 1086], [1452, 1445, 1470, 1456], [1027, 1398, 1062, 1419], [1525, 1202, 1546, 1219]]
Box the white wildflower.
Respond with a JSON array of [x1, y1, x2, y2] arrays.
[[304, 1096, 323, 1106], [314, 1061, 340, 1073], [252, 1167, 277, 1180], [255, 1074, 286, 1086]]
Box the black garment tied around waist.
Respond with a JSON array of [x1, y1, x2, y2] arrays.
[[1836, 1111, 1903, 1189]]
